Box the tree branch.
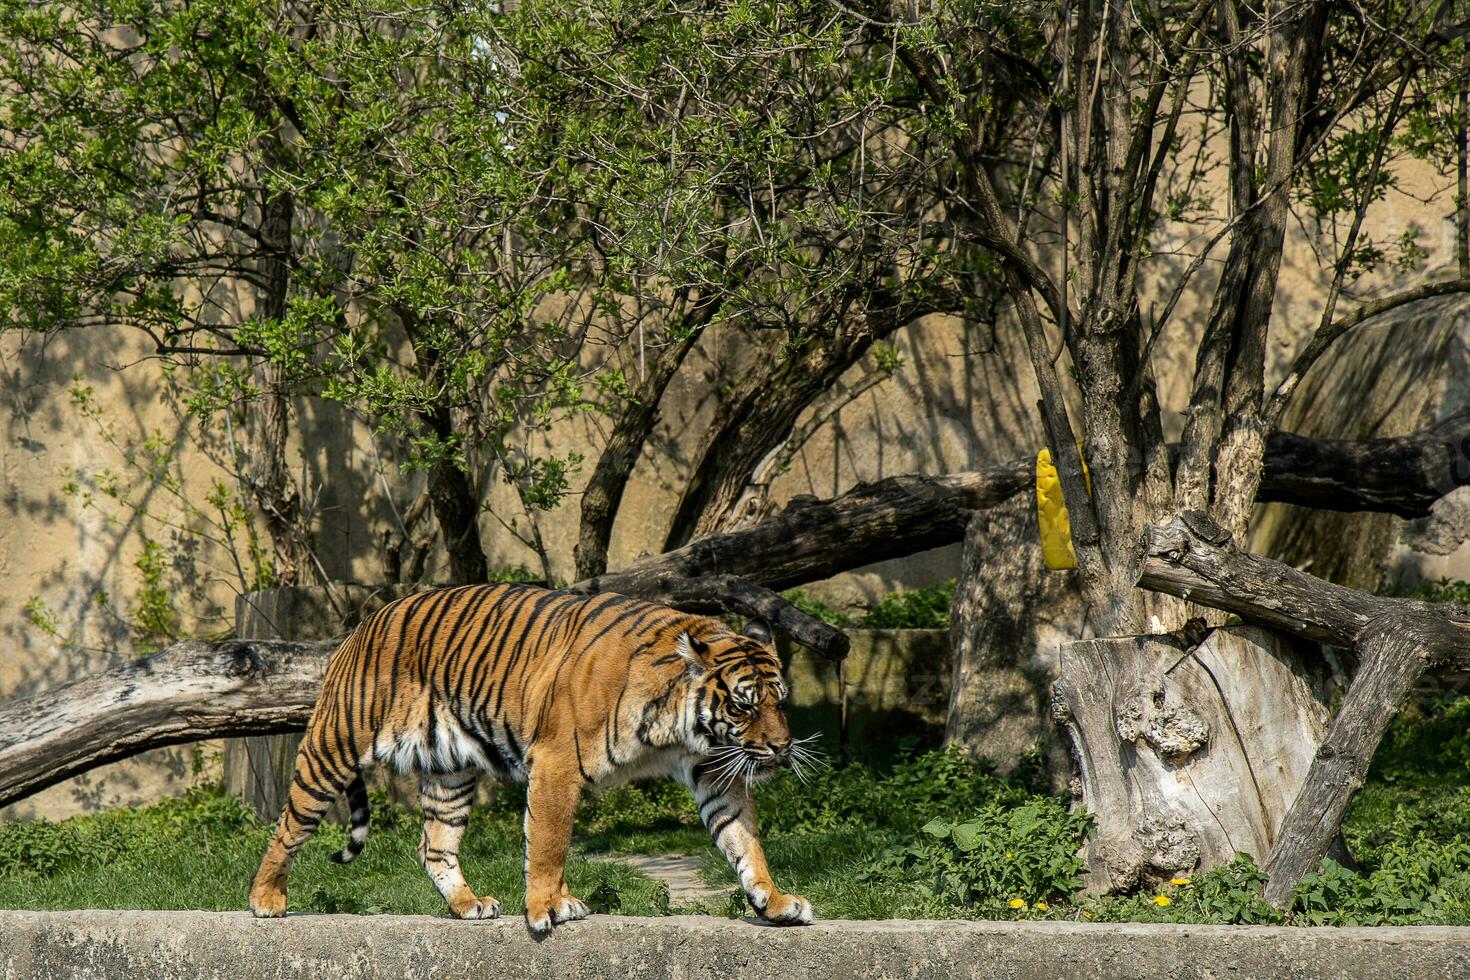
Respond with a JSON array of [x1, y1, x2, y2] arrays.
[[1267, 277, 1470, 428], [0, 639, 333, 809]]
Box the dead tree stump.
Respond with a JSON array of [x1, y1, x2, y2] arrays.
[[1053, 626, 1337, 891], [1133, 511, 1470, 906]]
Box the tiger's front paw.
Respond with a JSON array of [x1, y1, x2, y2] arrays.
[[756, 891, 814, 926], [248, 877, 287, 919], [524, 893, 590, 936]]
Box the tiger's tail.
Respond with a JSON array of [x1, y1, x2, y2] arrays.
[[329, 773, 370, 864]]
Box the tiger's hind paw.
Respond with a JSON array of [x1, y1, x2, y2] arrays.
[[758, 892, 814, 926], [524, 894, 589, 936]]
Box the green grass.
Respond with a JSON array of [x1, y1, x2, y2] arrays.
[[9, 697, 1470, 924], [12, 578, 1470, 922], [0, 785, 673, 916]]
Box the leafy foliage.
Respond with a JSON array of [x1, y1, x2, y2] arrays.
[[781, 580, 956, 631], [860, 581, 955, 630], [870, 804, 1090, 913]]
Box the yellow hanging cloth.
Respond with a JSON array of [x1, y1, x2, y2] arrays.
[[1036, 446, 1091, 570]]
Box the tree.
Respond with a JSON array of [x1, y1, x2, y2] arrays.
[[483, 2, 986, 571], [857, 0, 1470, 893], [0, 0, 325, 588], [8, 0, 1470, 904]]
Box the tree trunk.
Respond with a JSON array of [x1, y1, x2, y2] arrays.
[[425, 406, 488, 584], [1258, 613, 1423, 907], [1261, 414, 1470, 519], [944, 496, 1083, 786], [222, 585, 411, 820], [661, 353, 846, 550], [1054, 626, 1337, 892], [247, 188, 308, 586], [575, 327, 702, 580], [396, 306, 490, 585], [662, 294, 924, 551]]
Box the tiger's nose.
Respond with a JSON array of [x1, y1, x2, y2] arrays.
[[770, 738, 792, 761]]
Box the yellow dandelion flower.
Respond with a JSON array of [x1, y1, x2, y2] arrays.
[[1169, 878, 1192, 886], [1034, 902, 1049, 911], [1008, 898, 1027, 909], [1005, 851, 1014, 859], [1152, 895, 1172, 907]]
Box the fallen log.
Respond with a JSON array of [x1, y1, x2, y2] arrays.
[[0, 575, 845, 810], [579, 411, 1470, 603], [1136, 511, 1470, 907], [4, 412, 1468, 813], [1260, 411, 1470, 519], [573, 463, 1032, 598], [0, 639, 332, 809]]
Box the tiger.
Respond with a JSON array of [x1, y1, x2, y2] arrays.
[[248, 582, 815, 934]]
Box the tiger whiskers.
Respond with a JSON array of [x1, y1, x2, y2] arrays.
[[717, 753, 758, 793], [788, 734, 830, 785], [700, 745, 752, 791]]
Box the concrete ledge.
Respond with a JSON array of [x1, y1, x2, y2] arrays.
[[2, 911, 1468, 979]]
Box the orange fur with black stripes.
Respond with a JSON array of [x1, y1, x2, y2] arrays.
[[248, 583, 813, 933]]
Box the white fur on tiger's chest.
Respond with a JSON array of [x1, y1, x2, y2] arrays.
[[594, 745, 695, 787]]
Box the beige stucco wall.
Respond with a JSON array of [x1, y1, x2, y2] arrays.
[[3, 146, 1466, 819]]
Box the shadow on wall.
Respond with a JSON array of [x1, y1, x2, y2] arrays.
[[0, 326, 403, 820], [771, 313, 1044, 608]]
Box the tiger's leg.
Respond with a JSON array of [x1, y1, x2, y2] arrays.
[[419, 769, 499, 920], [682, 762, 813, 925], [249, 724, 357, 918], [522, 761, 589, 936]]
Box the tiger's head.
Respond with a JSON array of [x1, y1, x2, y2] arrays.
[[679, 619, 794, 774]]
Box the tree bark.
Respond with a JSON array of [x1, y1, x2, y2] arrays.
[[1261, 413, 1470, 519], [643, 574, 849, 660], [424, 436, 488, 584], [0, 638, 333, 809], [944, 496, 1082, 783], [393, 304, 491, 585], [1054, 626, 1337, 892], [1135, 512, 1470, 652], [586, 462, 1032, 598], [1258, 613, 1424, 908], [661, 286, 939, 551], [575, 324, 704, 580]]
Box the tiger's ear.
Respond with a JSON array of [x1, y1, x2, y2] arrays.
[[740, 618, 773, 645], [676, 632, 710, 676]]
